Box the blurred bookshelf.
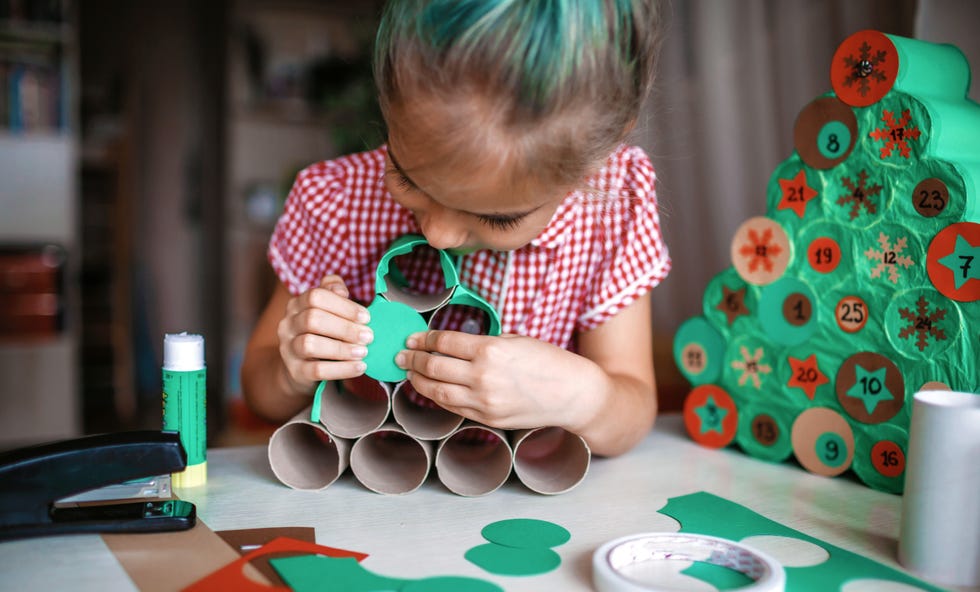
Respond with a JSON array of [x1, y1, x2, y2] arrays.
[[0, 0, 79, 447]]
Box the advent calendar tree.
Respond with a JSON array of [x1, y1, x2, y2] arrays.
[[673, 30, 980, 493]]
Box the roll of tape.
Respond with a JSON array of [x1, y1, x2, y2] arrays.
[[592, 533, 785, 592]]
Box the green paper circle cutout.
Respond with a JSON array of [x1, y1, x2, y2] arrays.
[[402, 576, 503, 592], [735, 403, 794, 462], [363, 298, 429, 382], [481, 518, 570, 549], [818, 121, 852, 160], [815, 432, 848, 468], [464, 543, 561, 576], [673, 316, 727, 385], [884, 287, 961, 359], [757, 277, 819, 346]]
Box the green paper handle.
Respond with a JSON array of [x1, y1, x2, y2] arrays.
[[447, 286, 502, 336], [374, 234, 458, 294]]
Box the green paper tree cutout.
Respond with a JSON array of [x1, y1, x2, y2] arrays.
[[673, 30, 980, 493]]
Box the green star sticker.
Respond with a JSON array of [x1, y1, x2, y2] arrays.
[[695, 396, 728, 434], [846, 365, 893, 415], [938, 235, 980, 289]]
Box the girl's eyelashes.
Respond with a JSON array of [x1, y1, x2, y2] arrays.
[[476, 214, 523, 231], [386, 168, 418, 192]]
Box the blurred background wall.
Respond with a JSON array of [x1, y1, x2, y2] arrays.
[[0, 0, 976, 447]]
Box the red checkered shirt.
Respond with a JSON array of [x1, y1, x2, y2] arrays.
[[269, 144, 671, 351]]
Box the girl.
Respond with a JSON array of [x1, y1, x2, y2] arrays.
[[241, 0, 670, 456]]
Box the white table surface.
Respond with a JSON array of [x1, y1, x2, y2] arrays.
[[0, 414, 967, 591]]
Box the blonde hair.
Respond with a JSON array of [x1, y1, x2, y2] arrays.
[[374, 0, 661, 186]]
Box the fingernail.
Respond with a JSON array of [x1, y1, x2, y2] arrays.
[[359, 329, 374, 344], [395, 352, 406, 367], [351, 345, 367, 358], [354, 361, 367, 373], [405, 336, 417, 348], [357, 309, 371, 324]]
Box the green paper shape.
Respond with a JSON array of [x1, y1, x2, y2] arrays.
[[364, 298, 429, 382], [756, 277, 818, 346], [270, 555, 406, 592], [481, 518, 570, 549], [310, 380, 327, 423], [845, 364, 894, 415], [938, 234, 980, 289], [694, 396, 728, 434], [673, 316, 727, 384], [464, 543, 561, 576], [659, 491, 946, 592], [681, 560, 755, 590], [814, 432, 848, 468], [402, 576, 504, 592]]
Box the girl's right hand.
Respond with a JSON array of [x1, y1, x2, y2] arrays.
[[276, 274, 373, 392]]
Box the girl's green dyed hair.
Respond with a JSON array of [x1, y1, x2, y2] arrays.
[[374, 0, 661, 185]]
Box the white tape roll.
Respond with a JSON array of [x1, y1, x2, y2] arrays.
[[593, 533, 786, 592]]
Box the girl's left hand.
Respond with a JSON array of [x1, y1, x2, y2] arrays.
[[395, 330, 603, 431]]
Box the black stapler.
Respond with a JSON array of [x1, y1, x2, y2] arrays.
[[0, 431, 196, 541]]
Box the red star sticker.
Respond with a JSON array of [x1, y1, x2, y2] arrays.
[[777, 170, 818, 218], [787, 354, 829, 400]]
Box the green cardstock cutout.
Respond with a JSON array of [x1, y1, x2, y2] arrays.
[[465, 544, 561, 576], [480, 518, 571, 549], [401, 576, 504, 592], [364, 298, 429, 382], [659, 491, 946, 592], [681, 560, 755, 590], [270, 555, 405, 591], [364, 234, 502, 383]]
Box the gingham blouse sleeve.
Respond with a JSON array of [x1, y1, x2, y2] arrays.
[[268, 162, 351, 295], [577, 148, 671, 331]]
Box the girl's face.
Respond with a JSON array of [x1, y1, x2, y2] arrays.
[[383, 99, 571, 253]]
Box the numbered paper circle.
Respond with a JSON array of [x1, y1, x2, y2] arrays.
[[794, 96, 858, 169], [884, 288, 961, 359], [834, 295, 870, 334], [673, 317, 727, 385], [758, 277, 819, 346], [730, 217, 792, 286], [911, 178, 950, 219], [926, 222, 980, 302], [791, 407, 855, 477], [735, 405, 794, 462], [835, 352, 906, 424], [830, 30, 899, 107], [683, 384, 738, 449], [853, 423, 908, 494]]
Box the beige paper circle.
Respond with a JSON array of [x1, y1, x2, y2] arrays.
[[730, 217, 792, 286], [791, 407, 855, 477]]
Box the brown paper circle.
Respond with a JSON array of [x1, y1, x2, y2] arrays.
[[793, 96, 858, 169], [835, 352, 905, 424]]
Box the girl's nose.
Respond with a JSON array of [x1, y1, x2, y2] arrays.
[[419, 209, 467, 250]]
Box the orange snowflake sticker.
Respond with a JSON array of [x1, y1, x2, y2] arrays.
[[831, 30, 899, 107], [731, 217, 791, 285]]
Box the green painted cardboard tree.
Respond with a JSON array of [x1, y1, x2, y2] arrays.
[[673, 30, 980, 493]]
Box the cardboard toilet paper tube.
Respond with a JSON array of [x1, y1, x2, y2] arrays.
[[392, 381, 464, 440], [268, 407, 352, 491], [316, 376, 392, 439], [435, 423, 512, 497], [350, 422, 433, 495], [899, 390, 980, 587], [511, 427, 591, 495]]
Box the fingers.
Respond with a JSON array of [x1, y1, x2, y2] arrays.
[[404, 330, 484, 361], [396, 347, 471, 385]]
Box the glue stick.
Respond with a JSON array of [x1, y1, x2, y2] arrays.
[[163, 332, 207, 487]]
